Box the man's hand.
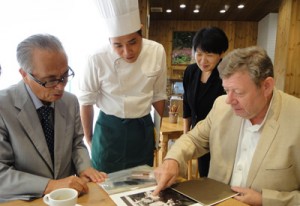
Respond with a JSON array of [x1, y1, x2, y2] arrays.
[[232, 186, 262, 206], [152, 159, 179, 196], [44, 176, 89, 195], [80, 167, 107, 183]]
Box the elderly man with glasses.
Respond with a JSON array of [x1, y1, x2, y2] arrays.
[[0, 34, 107, 202]]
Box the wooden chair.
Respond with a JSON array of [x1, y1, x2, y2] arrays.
[[187, 159, 200, 180]]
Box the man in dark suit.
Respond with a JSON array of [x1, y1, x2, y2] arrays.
[[0, 34, 107, 202]]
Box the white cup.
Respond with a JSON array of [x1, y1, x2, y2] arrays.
[[43, 188, 78, 206]]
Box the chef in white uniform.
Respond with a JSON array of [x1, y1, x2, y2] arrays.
[[78, 0, 167, 173]]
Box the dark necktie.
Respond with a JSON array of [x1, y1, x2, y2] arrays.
[[38, 106, 54, 163]]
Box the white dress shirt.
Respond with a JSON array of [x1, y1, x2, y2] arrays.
[[78, 38, 167, 118], [230, 119, 261, 187], [230, 96, 274, 187]]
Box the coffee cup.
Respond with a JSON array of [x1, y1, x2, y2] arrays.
[[43, 188, 78, 206]]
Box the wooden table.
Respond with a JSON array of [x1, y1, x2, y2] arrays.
[[0, 183, 115, 206], [0, 182, 249, 206]]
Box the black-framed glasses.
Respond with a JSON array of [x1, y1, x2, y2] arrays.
[[28, 67, 75, 88]]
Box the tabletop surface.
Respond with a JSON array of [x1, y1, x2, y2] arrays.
[[0, 183, 115, 206], [0, 182, 249, 206]]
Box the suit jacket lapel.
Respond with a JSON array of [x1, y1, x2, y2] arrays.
[[246, 120, 279, 186], [14, 82, 54, 170], [223, 116, 243, 183], [246, 89, 281, 187], [53, 99, 67, 178]]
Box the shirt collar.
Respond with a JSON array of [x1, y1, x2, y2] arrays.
[[25, 84, 54, 110], [245, 91, 274, 132]]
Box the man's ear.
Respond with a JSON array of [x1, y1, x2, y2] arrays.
[[19, 68, 29, 84], [263, 77, 275, 96], [19, 68, 26, 78]]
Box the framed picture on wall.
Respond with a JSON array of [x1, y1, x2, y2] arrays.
[[172, 31, 196, 65]]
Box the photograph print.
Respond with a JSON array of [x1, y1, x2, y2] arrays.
[[120, 187, 199, 206]]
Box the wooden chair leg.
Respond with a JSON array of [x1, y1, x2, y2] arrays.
[[187, 160, 192, 180], [153, 149, 158, 168], [195, 160, 199, 179], [187, 159, 200, 180]]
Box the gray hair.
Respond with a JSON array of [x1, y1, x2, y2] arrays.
[[218, 46, 274, 87], [16, 34, 66, 73]]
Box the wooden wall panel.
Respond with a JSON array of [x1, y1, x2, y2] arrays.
[[274, 0, 300, 97], [139, 0, 149, 38], [286, 0, 300, 97], [274, 0, 292, 91], [233, 22, 258, 48], [149, 20, 258, 78]]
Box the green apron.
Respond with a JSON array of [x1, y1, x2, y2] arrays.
[[91, 111, 154, 173]]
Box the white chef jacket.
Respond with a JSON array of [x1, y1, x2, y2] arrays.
[[78, 38, 167, 118]]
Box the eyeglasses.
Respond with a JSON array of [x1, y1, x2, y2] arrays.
[[27, 67, 75, 88]]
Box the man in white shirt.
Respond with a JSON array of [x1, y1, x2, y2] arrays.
[[152, 46, 300, 206], [78, 0, 167, 173]]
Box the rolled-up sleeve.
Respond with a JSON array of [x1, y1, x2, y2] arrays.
[[152, 45, 167, 103], [78, 55, 100, 106]]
